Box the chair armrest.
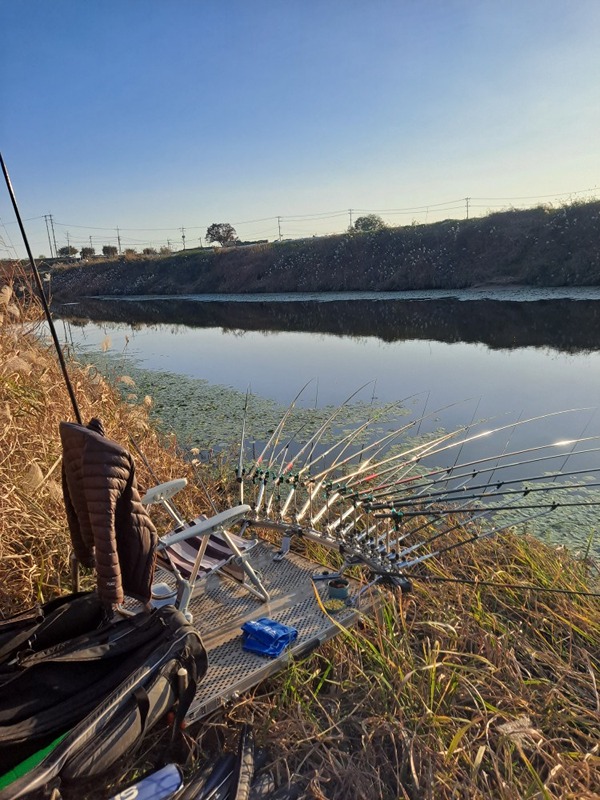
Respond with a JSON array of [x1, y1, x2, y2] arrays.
[[157, 504, 251, 549], [142, 478, 188, 506]]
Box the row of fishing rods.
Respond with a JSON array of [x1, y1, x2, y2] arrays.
[[2, 151, 598, 599], [234, 382, 600, 596], [237, 382, 598, 520]]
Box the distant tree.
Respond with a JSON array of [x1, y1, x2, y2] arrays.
[[80, 247, 95, 259], [205, 222, 238, 247], [57, 245, 78, 257], [124, 248, 137, 258], [159, 246, 172, 255], [142, 247, 158, 256], [353, 214, 386, 233], [102, 245, 118, 257], [38, 254, 47, 260]]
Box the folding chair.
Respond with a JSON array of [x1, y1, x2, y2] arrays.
[[60, 420, 270, 625], [141, 478, 270, 613]]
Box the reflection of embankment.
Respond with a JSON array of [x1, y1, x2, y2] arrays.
[[54, 297, 600, 353]]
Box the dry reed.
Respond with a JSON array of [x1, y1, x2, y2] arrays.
[[0, 264, 210, 613]]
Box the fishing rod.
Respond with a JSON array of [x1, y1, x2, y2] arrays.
[[285, 432, 457, 528], [345, 426, 600, 504], [370, 467, 600, 509], [273, 399, 415, 520], [303, 427, 465, 525], [347, 490, 591, 570], [363, 440, 600, 505], [236, 387, 251, 503], [282, 418, 412, 520], [353, 408, 594, 498], [288, 390, 432, 482], [371, 507, 494, 564], [0, 153, 82, 424], [414, 575, 600, 598], [373, 497, 600, 520], [415, 408, 540, 508], [247, 381, 317, 511], [251, 381, 364, 515], [255, 382, 379, 519], [265, 432, 300, 517], [244, 494, 598, 602], [262, 417, 315, 516], [394, 508, 556, 573], [245, 379, 313, 481], [555, 407, 597, 475], [406, 401, 486, 505], [274, 420, 373, 520], [249, 398, 474, 523], [308, 397, 477, 488], [275, 380, 375, 481]]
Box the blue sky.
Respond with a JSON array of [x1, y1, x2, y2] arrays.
[[1, 0, 599, 257]]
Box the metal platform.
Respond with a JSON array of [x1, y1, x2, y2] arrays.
[[162, 540, 362, 723]]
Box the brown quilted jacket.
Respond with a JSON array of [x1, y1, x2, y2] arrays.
[[60, 420, 158, 605]]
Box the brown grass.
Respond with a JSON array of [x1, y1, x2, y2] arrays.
[[1, 263, 599, 799], [0, 265, 211, 613]]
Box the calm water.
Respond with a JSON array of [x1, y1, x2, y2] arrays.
[[54, 289, 600, 430]]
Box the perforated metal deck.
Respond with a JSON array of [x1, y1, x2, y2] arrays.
[[161, 541, 361, 723]]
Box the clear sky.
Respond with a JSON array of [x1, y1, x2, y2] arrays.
[[1, 0, 599, 257]]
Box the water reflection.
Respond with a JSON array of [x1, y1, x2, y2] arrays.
[[54, 295, 600, 353]]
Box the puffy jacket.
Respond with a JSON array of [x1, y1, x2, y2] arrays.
[[60, 420, 158, 605]]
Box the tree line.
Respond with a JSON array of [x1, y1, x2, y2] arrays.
[[41, 215, 386, 260]]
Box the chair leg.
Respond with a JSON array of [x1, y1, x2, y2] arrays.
[[220, 525, 270, 602]]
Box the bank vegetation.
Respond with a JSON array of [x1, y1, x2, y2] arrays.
[[43, 199, 600, 299]]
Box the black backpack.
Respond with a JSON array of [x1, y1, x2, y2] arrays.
[[0, 592, 207, 799], [0, 591, 106, 668]]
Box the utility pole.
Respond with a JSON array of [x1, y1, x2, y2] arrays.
[[277, 216, 282, 241], [199, 237, 203, 248], [167, 239, 171, 250], [465, 197, 470, 220], [116, 227, 122, 255], [89, 235, 93, 250], [66, 231, 70, 252], [181, 227, 186, 249], [44, 215, 54, 257], [49, 214, 58, 257], [349, 209, 353, 229]]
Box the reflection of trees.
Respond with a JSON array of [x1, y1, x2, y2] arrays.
[[53, 297, 600, 354]]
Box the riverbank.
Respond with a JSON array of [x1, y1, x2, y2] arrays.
[[45, 199, 600, 299], [1, 271, 600, 798]]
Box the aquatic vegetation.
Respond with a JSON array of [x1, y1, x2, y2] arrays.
[[73, 347, 409, 453]]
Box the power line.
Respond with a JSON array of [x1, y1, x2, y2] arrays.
[[45, 187, 598, 235], [470, 186, 598, 201], [7, 185, 598, 258]]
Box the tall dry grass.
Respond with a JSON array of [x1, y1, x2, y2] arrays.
[[0, 264, 210, 613], [1, 262, 599, 798]]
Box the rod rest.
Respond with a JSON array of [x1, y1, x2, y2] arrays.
[[141, 478, 188, 506]]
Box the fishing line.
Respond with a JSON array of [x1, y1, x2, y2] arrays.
[[0, 153, 82, 424], [413, 575, 600, 598]]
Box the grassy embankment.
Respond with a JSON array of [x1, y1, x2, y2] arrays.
[[1, 262, 600, 799], [46, 199, 600, 298]]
